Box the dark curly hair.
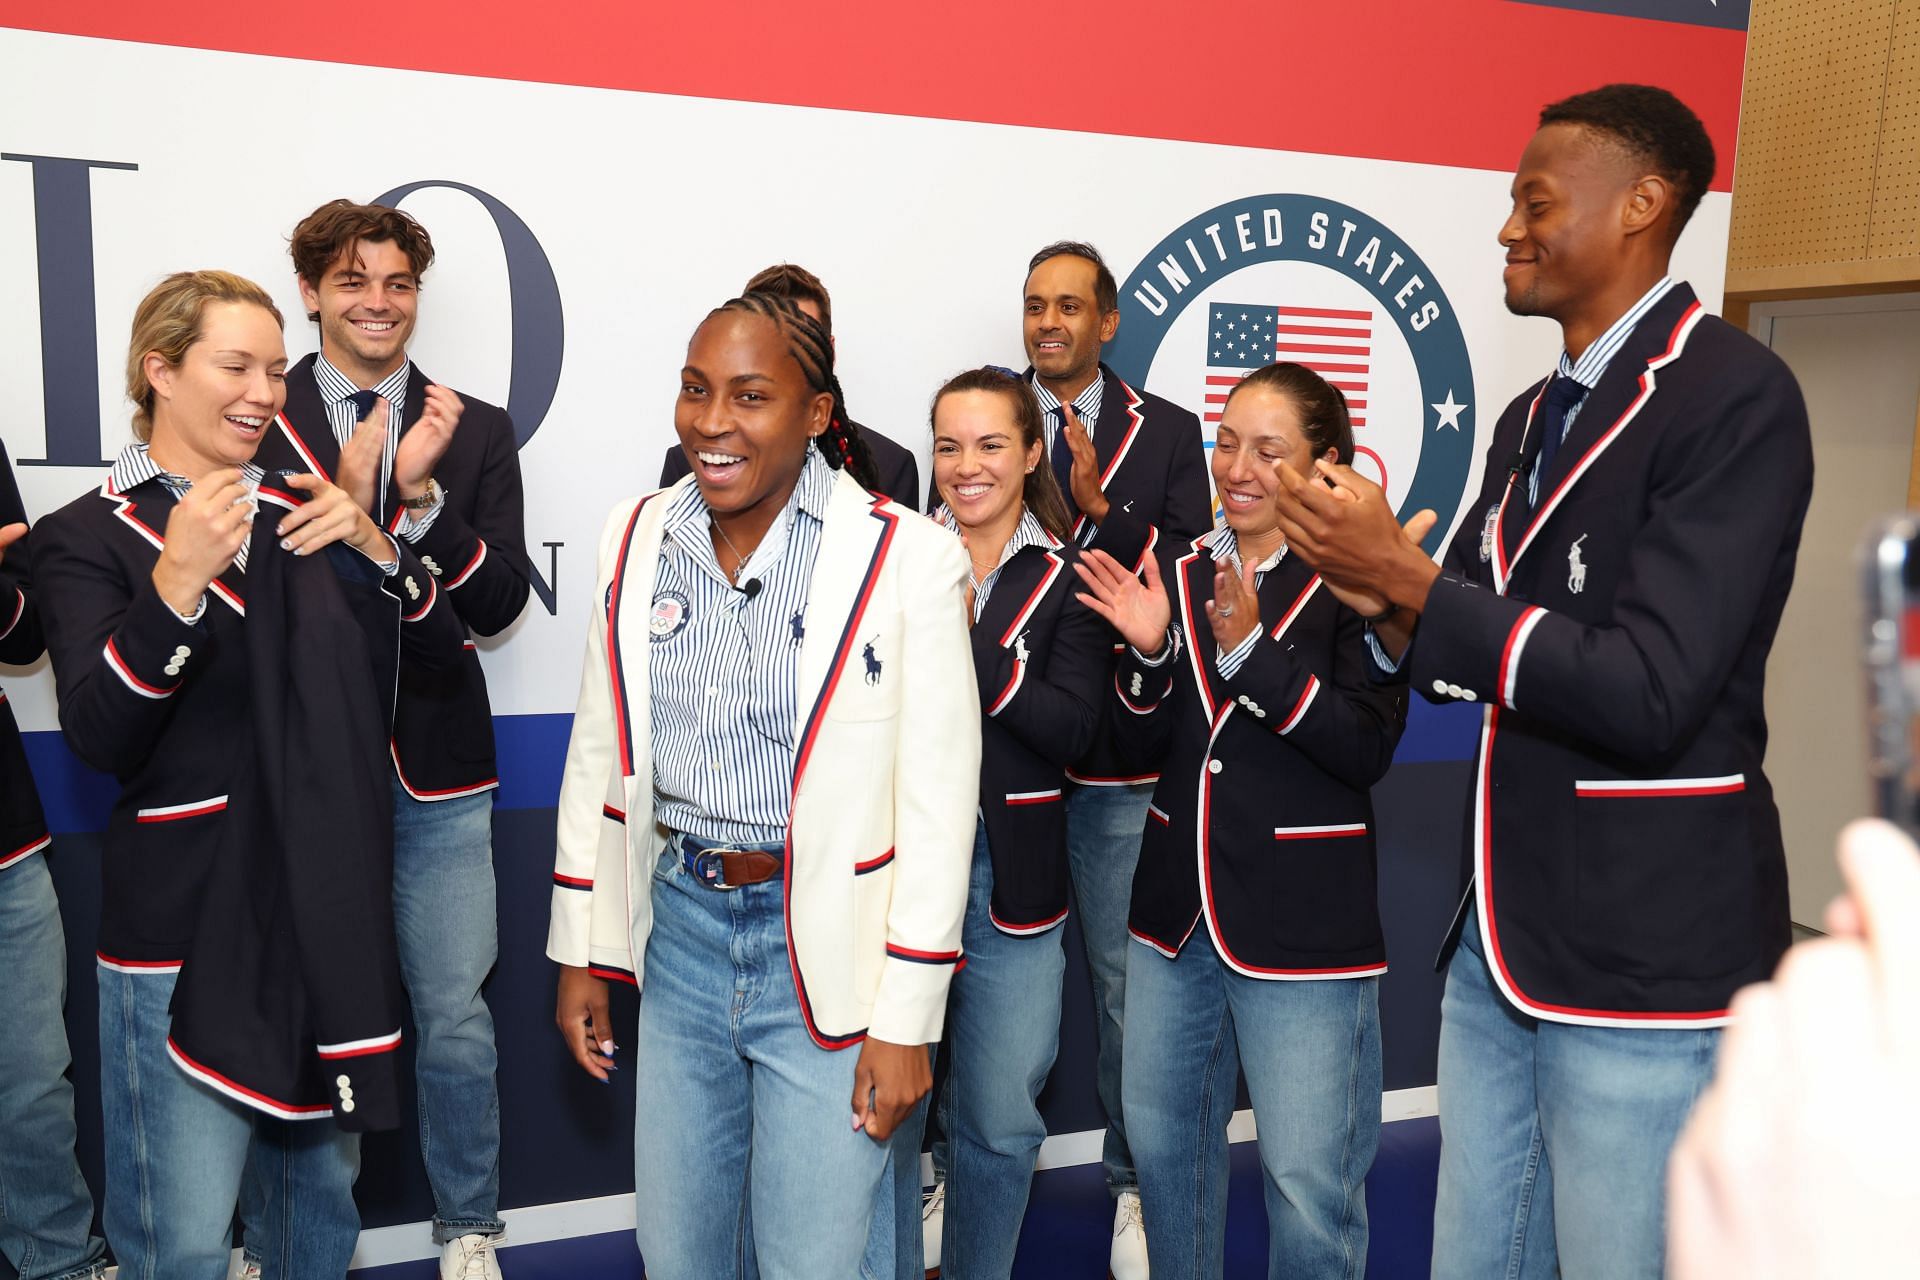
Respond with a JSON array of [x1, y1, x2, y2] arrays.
[[1540, 84, 1716, 238], [288, 200, 435, 322]]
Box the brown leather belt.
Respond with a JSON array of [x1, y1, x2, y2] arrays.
[[679, 837, 784, 890]]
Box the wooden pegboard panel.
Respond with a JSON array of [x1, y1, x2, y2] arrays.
[[1870, 1, 1920, 258], [1728, 0, 1894, 274]]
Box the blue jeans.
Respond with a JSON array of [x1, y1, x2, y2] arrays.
[[1064, 780, 1150, 1197], [632, 842, 889, 1280], [389, 782, 503, 1243], [244, 781, 503, 1257], [867, 819, 1068, 1279], [0, 852, 107, 1280], [1123, 935, 1380, 1280], [97, 962, 359, 1280], [1431, 911, 1720, 1280]]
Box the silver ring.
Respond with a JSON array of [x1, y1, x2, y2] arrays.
[[1216, 602, 1235, 618]]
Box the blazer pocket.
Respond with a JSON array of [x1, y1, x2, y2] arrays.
[[824, 630, 903, 723], [1572, 774, 1758, 981], [1262, 823, 1378, 954]]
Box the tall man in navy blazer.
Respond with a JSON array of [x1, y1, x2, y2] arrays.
[[1013, 241, 1211, 1277], [1271, 86, 1813, 1277], [253, 200, 531, 1280]]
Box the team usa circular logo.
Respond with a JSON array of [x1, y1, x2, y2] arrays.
[[1110, 194, 1476, 552], [648, 590, 692, 641]]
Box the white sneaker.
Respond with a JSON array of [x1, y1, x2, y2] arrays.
[[1109, 1189, 1148, 1279], [920, 1180, 946, 1278], [441, 1232, 505, 1279]]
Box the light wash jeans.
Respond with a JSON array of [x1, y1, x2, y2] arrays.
[[0, 851, 107, 1280], [632, 841, 889, 1280], [1063, 780, 1151, 1197], [1123, 934, 1381, 1280], [1431, 910, 1719, 1280], [867, 819, 1067, 1279], [389, 782, 503, 1244], [97, 962, 359, 1280]]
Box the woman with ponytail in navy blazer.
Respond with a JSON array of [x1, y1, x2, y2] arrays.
[[876, 368, 1111, 1280], [1075, 363, 1407, 1280]]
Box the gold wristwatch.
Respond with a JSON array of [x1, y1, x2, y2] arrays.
[[401, 478, 441, 511]]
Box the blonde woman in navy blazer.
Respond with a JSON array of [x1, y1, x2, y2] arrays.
[[1075, 363, 1407, 1280]]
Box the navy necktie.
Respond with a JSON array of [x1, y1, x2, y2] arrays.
[[347, 388, 379, 422], [1533, 373, 1588, 503], [1050, 406, 1079, 522]]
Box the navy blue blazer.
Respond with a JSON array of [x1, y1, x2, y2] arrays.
[[1408, 284, 1813, 1025], [257, 354, 531, 801], [1046, 363, 1214, 784], [33, 468, 464, 967], [0, 440, 49, 872], [1121, 538, 1405, 974], [968, 538, 1109, 932]]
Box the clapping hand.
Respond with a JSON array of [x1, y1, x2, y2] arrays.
[[1073, 548, 1171, 656]]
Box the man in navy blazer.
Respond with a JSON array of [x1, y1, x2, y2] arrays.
[[994, 241, 1210, 1278], [251, 200, 531, 1280], [1272, 86, 1813, 1278], [658, 263, 920, 509]]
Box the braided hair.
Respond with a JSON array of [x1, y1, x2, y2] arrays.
[[711, 292, 880, 491]]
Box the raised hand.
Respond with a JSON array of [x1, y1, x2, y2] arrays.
[[152, 471, 253, 614], [1273, 460, 1440, 615], [394, 383, 463, 501], [1073, 548, 1172, 655], [1206, 557, 1259, 652], [1060, 404, 1110, 525], [336, 395, 388, 515], [0, 522, 25, 569]]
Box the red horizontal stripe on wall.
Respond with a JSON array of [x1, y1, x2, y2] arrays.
[[3, 1, 1742, 187]]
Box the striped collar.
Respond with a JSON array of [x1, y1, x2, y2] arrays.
[[1030, 370, 1106, 437], [934, 503, 1058, 567], [109, 442, 264, 497], [1202, 523, 1288, 575], [1558, 276, 1676, 390], [313, 352, 411, 416]]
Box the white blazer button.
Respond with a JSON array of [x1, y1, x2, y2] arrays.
[[1431, 679, 1449, 695], [340, 1098, 356, 1114], [174, 645, 191, 658], [340, 1085, 354, 1101], [163, 663, 182, 676], [336, 1075, 351, 1088], [1461, 689, 1478, 702], [1207, 759, 1223, 775]]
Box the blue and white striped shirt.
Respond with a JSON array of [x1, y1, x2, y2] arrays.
[[1031, 374, 1105, 455], [1526, 275, 1675, 506], [933, 504, 1056, 621], [649, 449, 833, 845], [313, 354, 443, 542]]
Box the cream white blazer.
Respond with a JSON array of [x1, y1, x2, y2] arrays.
[[547, 470, 980, 1047]]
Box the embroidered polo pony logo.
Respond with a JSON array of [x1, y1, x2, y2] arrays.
[[862, 636, 883, 685], [1567, 534, 1589, 595], [789, 609, 806, 645]]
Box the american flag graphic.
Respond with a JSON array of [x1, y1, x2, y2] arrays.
[[1204, 303, 1371, 431]]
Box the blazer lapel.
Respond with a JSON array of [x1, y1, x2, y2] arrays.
[[794, 471, 897, 748], [612, 486, 675, 784], [1498, 284, 1706, 590], [976, 545, 1063, 650], [276, 356, 344, 482], [1174, 549, 1222, 717]]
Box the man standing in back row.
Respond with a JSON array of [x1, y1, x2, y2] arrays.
[[249, 199, 531, 1280]]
